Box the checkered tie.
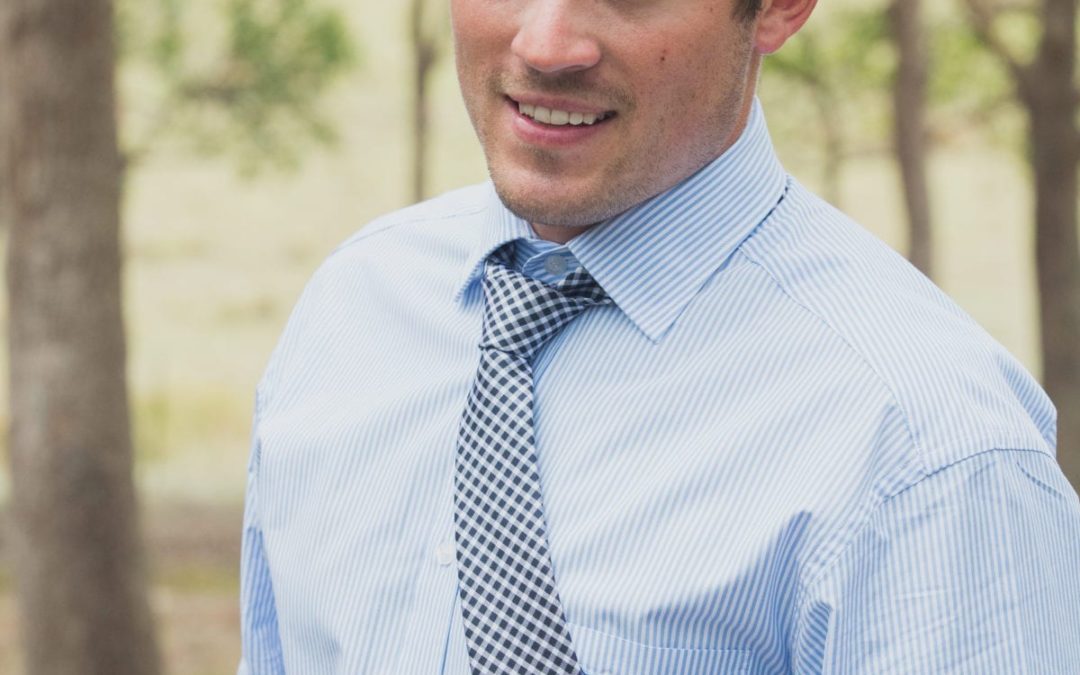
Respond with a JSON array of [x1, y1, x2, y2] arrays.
[[454, 243, 609, 675]]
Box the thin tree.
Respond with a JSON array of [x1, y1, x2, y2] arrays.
[[889, 0, 934, 277], [962, 0, 1080, 489], [764, 9, 893, 209], [765, 32, 847, 206], [0, 0, 161, 672], [409, 0, 448, 203]]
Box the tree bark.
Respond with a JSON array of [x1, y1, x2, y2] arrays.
[[410, 0, 438, 203], [890, 0, 934, 277], [0, 0, 161, 673], [962, 0, 1080, 489], [1025, 0, 1080, 489]]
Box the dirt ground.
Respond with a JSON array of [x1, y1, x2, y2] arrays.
[[0, 501, 243, 675]]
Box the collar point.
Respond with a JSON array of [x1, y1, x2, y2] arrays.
[[629, 315, 677, 345]]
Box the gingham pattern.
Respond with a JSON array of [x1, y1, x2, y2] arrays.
[[454, 243, 609, 675]]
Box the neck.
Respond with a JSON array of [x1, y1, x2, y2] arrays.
[[530, 221, 591, 244], [528, 84, 761, 245]]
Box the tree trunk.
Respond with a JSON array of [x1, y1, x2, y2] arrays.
[[890, 0, 934, 277], [0, 0, 161, 672], [810, 83, 844, 208], [1026, 0, 1080, 489], [410, 0, 438, 203]]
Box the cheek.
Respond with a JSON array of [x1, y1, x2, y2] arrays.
[[646, 51, 711, 114], [631, 49, 732, 153], [452, 4, 498, 62]]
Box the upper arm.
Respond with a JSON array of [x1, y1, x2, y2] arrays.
[[239, 390, 285, 675], [794, 449, 1080, 674]]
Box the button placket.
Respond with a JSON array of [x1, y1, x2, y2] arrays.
[[435, 539, 455, 566], [390, 452, 465, 674]]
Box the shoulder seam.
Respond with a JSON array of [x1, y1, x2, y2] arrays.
[[732, 245, 923, 464]]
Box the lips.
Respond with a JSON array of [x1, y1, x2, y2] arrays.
[[503, 94, 615, 149]]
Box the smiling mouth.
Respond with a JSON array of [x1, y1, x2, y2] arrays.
[[510, 98, 616, 127]]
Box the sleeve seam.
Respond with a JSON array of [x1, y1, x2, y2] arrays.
[[794, 446, 1055, 620], [250, 386, 267, 475]]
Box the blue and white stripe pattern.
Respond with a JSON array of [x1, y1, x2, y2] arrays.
[[239, 99, 1080, 674]]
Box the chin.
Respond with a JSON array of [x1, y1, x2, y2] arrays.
[[498, 190, 605, 229], [491, 171, 634, 230]]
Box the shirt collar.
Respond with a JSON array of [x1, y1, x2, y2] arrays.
[[455, 98, 787, 342]]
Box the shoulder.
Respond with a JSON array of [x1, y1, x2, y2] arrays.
[[738, 179, 1055, 476], [291, 182, 491, 306], [324, 182, 490, 267], [258, 182, 490, 394]]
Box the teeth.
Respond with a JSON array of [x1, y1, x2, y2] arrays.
[[518, 101, 608, 126]]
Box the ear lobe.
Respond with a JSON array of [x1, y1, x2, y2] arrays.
[[753, 0, 818, 55]]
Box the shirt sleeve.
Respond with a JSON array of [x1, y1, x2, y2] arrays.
[[795, 448, 1080, 674], [238, 392, 285, 675]]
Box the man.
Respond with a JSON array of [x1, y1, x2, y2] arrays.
[[239, 0, 1080, 672]]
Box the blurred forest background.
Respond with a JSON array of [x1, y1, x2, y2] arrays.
[[1, 0, 1078, 672]]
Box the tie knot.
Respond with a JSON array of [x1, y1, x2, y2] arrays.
[[479, 246, 608, 360]]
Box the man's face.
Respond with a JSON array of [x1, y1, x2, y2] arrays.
[[451, 0, 760, 236]]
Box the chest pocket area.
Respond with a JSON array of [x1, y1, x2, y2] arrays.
[[570, 623, 754, 675]]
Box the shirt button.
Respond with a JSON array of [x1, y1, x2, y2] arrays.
[[544, 256, 568, 276], [436, 540, 455, 566]]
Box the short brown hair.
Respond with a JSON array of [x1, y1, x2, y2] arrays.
[[736, 0, 763, 21]]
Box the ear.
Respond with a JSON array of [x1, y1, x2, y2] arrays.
[[753, 0, 818, 55]]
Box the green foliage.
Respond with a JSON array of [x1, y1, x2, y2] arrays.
[[926, 15, 1018, 144], [118, 0, 356, 173], [762, 3, 1024, 164], [766, 7, 894, 92], [762, 6, 896, 153], [760, 6, 895, 200]]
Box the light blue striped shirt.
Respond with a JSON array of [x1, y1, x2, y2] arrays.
[[240, 101, 1080, 674]]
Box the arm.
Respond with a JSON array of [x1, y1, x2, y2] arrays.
[[794, 449, 1080, 673], [238, 392, 285, 675]]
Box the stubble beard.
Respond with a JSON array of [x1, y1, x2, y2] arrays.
[[476, 69, 641, 231], [475, 28, 755, 233], [489, 145, 643, 231], [487, 88, 750, 234]]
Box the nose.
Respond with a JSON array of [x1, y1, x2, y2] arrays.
[[510, 2, 602, 74]]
